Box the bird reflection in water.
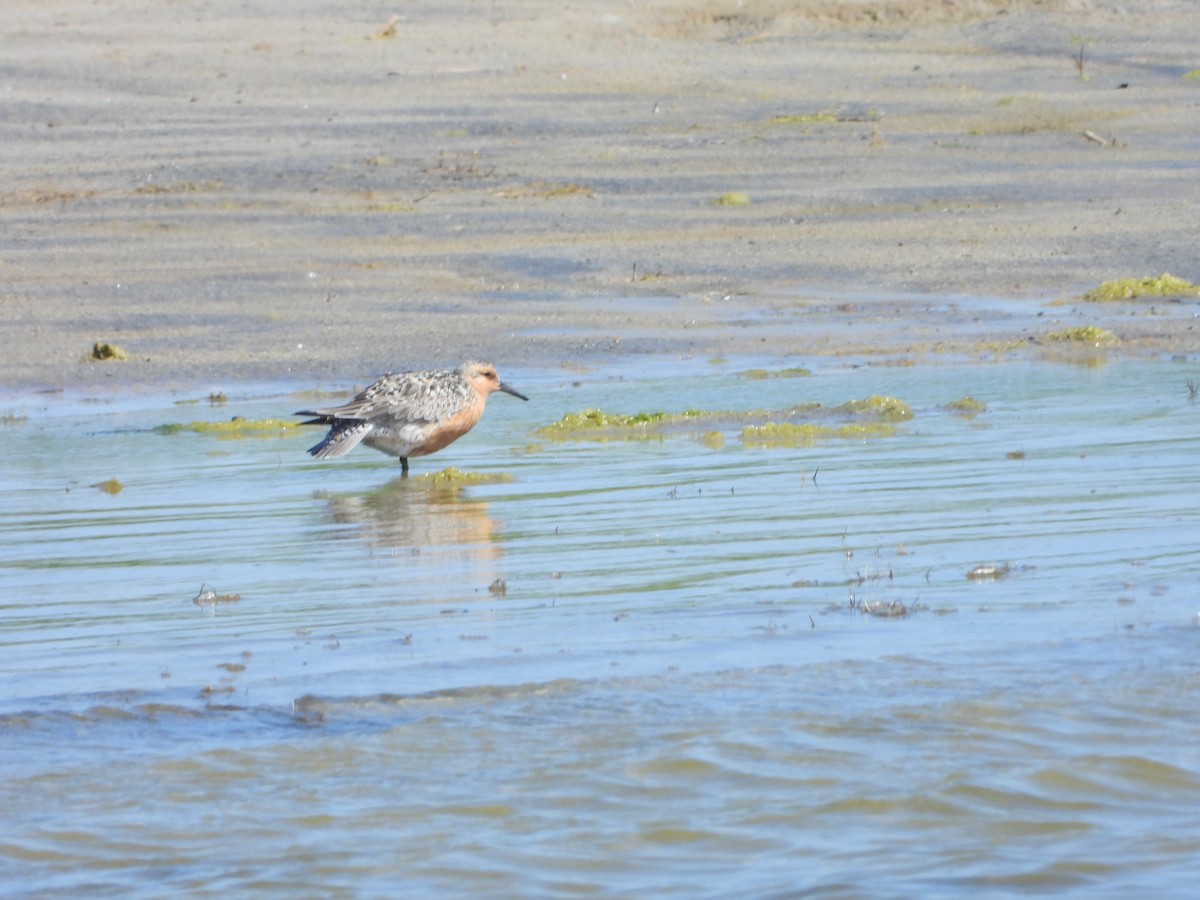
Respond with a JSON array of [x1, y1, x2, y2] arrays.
[[313, 476, 505, 579]]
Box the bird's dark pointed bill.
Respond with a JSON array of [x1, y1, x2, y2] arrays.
[[500, 382, 529, 401]]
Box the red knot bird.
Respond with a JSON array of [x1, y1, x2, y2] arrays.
[[296, 361, 528, 476]]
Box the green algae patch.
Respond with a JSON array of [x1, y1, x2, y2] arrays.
[[538, 395, 913, 447], [535, 408, 674, 441], [743, 422, 897, 447], [418, 467, 513, 489], [133, 180, 223, 195], [495, 181, 594, 200], [713, 192, 751, 207], [1043, 326, 1120, 347], [174, 391, 229, 407], [541, 182, 593, 198], [154, 417, 300, 438], [977, 338, 1029, 355], [1183, 70, 1200, 80], [548, 409, 671, 429], [767, 113, 838, 125], [1083, 273, 1200, 302], [738, 367, 811, 380], [537, 406, 771, 443], [91, 342, 127, 361], [841, 395, 913, 422], [289, 388, 354, 405], [946, 396, 987, 415], [91, 477, 124, 495]]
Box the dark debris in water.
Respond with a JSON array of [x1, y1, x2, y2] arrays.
[[193, 584, 242, 606], [817, 594, 930, 618], [860, 599, 911, 618], [945, 395, 987, 416], [90, 477, 124, 495], [966, 563, 1012, 582]]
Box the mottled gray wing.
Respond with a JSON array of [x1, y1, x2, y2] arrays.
[[296, 371, 472, 425]]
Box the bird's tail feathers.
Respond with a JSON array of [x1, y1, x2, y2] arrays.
[[307, 420, 373, 459]]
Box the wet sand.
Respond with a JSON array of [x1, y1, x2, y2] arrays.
[[3, 0, 1199, 390]]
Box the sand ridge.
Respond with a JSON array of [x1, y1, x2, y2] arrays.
[[2, 0, 1199, 389]]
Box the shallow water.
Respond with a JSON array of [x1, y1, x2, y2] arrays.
[[2, 357, 1199, 896]]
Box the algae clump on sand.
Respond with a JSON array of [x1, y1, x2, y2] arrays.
[[1083, 273, 1200, 302], [91, 342, 128, 361], [767, 113, 838, 125], [1044, 326, 1120, 347], [713, 192, 751, 207]]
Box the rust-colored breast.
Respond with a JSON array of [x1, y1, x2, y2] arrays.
[[409, 393, 486, 457]]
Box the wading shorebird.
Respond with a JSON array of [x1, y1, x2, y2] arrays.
[[296, 361, 528, 475]]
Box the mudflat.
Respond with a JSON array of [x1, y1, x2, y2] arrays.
[[3, 0, 1199, 390]]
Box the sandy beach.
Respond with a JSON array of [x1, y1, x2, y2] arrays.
[[3, 0, 1199, 390]]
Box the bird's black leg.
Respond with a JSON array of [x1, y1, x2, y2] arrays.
[[400, 457, 409, 478]]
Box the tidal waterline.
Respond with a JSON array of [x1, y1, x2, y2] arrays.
[[1, 356, 1198, 894]]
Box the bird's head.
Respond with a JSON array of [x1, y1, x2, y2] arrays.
[[460, 361, 529, 401]]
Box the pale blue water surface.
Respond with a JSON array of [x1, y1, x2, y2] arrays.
[[1, 356, 1198, 896]]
